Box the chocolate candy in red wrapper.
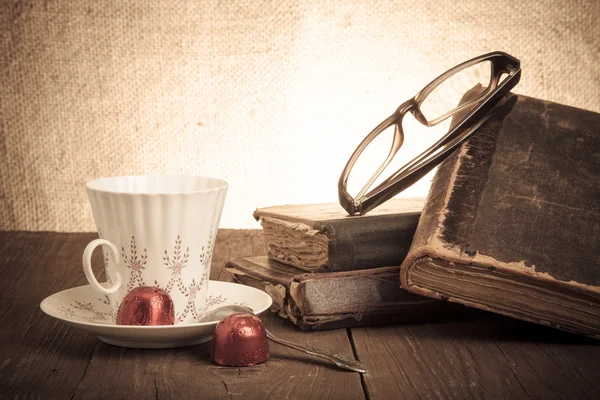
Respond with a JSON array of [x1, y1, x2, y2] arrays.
[[212, 313, 270, 367], [116, 286, 175, 326]]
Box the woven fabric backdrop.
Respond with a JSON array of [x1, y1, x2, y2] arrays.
[[1, 0, 599, 231]]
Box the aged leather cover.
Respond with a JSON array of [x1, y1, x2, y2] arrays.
[[226, 256, 464, 330], [400, 94, 600, 338], [254, 198, 424, 272]]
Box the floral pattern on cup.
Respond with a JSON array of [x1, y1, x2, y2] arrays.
[[162, 235, 190, 295], [101, 233, 216, 323], [122, 236, 148, 291]]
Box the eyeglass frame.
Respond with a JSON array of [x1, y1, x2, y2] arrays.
[[338, 51, 521, 216]]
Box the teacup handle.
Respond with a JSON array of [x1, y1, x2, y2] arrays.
[[82, 239, 122, 294]]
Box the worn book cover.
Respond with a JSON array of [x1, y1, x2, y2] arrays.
[[253, 198, 424, 272], [226, 255, 463, 330], [400, 94, 600, 338]]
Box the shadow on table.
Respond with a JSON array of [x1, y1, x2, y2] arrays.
[[375, 308, 599, 346]]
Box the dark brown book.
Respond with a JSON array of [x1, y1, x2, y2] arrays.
[[400, 94, 600, 338], [226, 256, 463, 330], [253, 198, 424, 272]]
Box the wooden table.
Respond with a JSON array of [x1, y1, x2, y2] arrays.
[[1, 231, 599, 399]]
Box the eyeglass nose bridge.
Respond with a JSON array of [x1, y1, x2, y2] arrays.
[[394, 99, 418, 118], [397, 98, 435, 127]]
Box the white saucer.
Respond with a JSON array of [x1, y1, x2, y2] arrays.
[[40, 281, 272, 349]]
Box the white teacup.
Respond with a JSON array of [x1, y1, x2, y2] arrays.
[[82, 175, 228, 324]]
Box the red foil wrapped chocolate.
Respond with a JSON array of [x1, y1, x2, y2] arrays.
[[116, 286, 175, 326], [212, 313, 270, 367]]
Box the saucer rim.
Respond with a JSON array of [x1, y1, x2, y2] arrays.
[[40, 280, 272, 330]]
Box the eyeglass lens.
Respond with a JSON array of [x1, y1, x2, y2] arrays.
[[420, 60, 494, 124], [346, 59, 511, 202]]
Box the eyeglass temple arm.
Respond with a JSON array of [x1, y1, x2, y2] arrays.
[[377, 107, 494, 190], [423, 85, 493, 127], [377, 85, 492, 189], [375, 66, 517, 191], [359, 91, 519, 215], [339, 53, 520, 216], [339, 89, 492, 215], [341, 85, 495, 214]]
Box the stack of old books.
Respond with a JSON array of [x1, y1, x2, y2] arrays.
[[228, 93, 600, 338], [225, 198, 465, 330]]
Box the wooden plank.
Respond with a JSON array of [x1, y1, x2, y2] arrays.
[[0, 231, 362, 399], [0, 230, 238, 398], [7, 230, 600, 399], [352, 312, 600, 399], [68, 229, 363, 399], [0, 230, 21, 255], [0, 232, 100, 398], [70, 312, 364, 400]]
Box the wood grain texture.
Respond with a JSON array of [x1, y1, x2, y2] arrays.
[[69, 312, 363, 400], [352, 312, 600, 399], [0, 231, 363, 399], [2, 231, 600, 399], [0, 232, 99, 398]]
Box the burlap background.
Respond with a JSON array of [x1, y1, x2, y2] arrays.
[[1, 0, 598, 231]]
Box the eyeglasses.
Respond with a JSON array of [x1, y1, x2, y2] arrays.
[[338, 51, 521, 216]]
